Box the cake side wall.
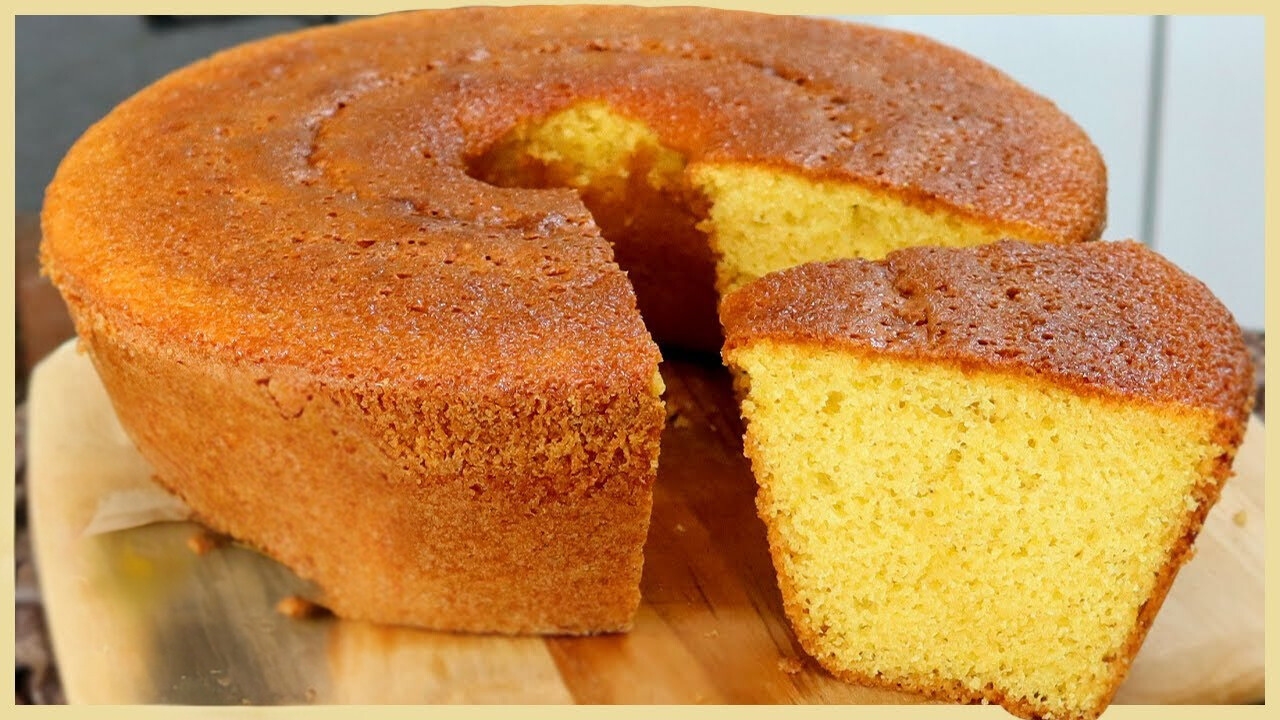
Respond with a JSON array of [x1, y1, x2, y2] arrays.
[[71, 312, 662, 635]]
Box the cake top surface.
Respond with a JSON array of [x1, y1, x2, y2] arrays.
[[721, 240, 1253, 425], [42, 6, 1104, 387]]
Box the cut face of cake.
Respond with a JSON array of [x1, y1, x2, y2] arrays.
[[472, 101, 1073, 351], [720, 241, 1253, 719]]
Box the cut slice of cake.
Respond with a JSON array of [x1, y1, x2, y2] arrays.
[[720, 240, 1254, 720]]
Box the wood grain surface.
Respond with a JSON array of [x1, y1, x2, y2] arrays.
[[28, 340, 1265, 705]]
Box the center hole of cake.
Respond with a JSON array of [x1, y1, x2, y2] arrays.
[[465, 101, 722, 351]]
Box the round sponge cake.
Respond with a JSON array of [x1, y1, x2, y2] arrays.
[[40, 7, 1107, 634]]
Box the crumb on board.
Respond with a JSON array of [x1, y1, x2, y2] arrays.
[[187, 529, 230, 555], [275, 595, 333, 620], [1233, 510, 1248, 527], [674, 523, 687, 534], [704, 628, 719, 639], [305, 687, 317, 702], [664, 394, 696, 428], [777, 656, 804, 675]]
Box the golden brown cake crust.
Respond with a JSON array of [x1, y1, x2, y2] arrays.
[[721, 240, 1254, 431], [42, 6, 1105, 384]]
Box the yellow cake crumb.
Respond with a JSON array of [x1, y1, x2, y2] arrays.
[[728, 340, 1227, 720], [692, 164, 1033, 293], [778, 656, 805, 675], [186, 529, 229, 556], [276, 595, 332, 620]]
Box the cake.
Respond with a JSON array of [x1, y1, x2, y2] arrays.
[[720, 240, 1254, 719], [40, 7, 1105, 634]]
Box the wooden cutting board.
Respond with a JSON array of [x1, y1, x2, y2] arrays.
[[28, 339, 1265, 705]]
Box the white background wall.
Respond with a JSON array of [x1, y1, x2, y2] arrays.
[[836, 15, 1265, 329], [1154, 17, 1265, 331]]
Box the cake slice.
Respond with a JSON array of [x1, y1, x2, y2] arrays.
[[720, 240, 1253, 720]]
